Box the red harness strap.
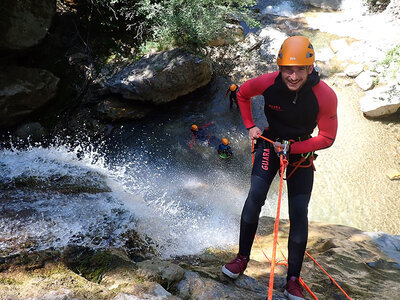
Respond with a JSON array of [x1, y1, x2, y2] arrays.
[[285, 153, 316, 180]]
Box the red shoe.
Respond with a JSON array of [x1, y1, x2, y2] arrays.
[[284, 277, 306, 300], [221, 254, 249, 279]]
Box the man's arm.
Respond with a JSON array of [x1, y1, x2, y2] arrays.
[[290, 81, 338, 154], [237, 72, 279, 138]]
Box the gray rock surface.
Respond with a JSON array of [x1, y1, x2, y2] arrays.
[[0, 66, 59, 128], [0, 0, 56, 50], [102, 49, 212, 105], [302, 0, 342, 11], [360, 84, 400, 117]]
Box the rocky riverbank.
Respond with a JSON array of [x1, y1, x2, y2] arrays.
[[1, 217, 399, 300]]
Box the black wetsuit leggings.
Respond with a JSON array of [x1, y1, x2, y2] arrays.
[[239, 140, 314, 280]]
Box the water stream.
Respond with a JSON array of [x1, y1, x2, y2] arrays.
[[1, 0, 399, 258]]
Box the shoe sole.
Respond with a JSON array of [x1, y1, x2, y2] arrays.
[[221, 265, 240, 279], [284, 289, 306, 300]]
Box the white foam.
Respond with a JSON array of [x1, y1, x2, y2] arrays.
[[0, 144, 249, 257]]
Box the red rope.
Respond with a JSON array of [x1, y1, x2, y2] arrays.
[[251, 138, 288, 299], [305, 251, 353, 300], [267, 154, 287, 300]]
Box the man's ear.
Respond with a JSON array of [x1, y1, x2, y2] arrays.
[[307, 65, 314, 74]]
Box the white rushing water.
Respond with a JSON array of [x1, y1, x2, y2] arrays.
[[0, 143, 250, 258]]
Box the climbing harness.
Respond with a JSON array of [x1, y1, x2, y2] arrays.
[[285, 151, 316, 180], [251, 135, 352, 300]]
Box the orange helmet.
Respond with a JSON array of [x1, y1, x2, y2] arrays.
[[277, 36, 315, 66], [221, 138, 229, 145], [191, 124, 198, 131], [229, 84, 237, 91]]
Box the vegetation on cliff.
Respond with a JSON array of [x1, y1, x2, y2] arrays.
[[57, 0, 257, 60]]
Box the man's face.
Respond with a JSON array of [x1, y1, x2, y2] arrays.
[[279, 65, 313, 92]]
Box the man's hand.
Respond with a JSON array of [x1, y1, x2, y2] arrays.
[[273, 141, 285, 153], [273, 141, 290, 156], [248, 127, 262, 140]]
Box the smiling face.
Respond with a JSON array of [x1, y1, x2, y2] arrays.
[[279, 65, 313, 92]]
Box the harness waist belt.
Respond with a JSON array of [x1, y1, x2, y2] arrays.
[[262, 131, 311, 142]]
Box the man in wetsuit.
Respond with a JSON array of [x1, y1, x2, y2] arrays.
[[190, 123, 219, 149], [221, 36, 338, 300], [217, 138, 233, 159], [225, 84, 239, 108]]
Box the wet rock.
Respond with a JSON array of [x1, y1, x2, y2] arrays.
[[96, 97, 153, 122], [2, 172, 112, 194], [136, 259, 185, 285], [360, 84, 400, 117], [302, 0, 342, 11], [15, 122, 47, 141], [0, 66, 60, 128], [99, 49, 212, 105], [0, 0, 56, 50]]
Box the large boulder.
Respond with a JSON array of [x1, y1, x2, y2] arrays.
[[0, 0, 56, 50], [0, 66, 60, 128], [360, 84, 400, 117], [101, 49, 213, 105]]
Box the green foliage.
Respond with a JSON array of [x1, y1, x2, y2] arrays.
[[381, 43, 400, 66], [137, 0, 258, 51], [374, 43, 400, 81], [75, 0, 257, 55]]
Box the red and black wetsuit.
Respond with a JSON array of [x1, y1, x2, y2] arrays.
[[237, 70, 338, 280], [225, 86, 239, 108]]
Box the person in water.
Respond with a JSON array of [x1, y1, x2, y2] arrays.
[[225, 84, 239, 108], [221, 36, 338, 300], [217, 138, 233, 158], [190, 123, 219, 149]]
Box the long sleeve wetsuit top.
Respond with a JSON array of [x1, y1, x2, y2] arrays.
[[237, 70, 338, 153]]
